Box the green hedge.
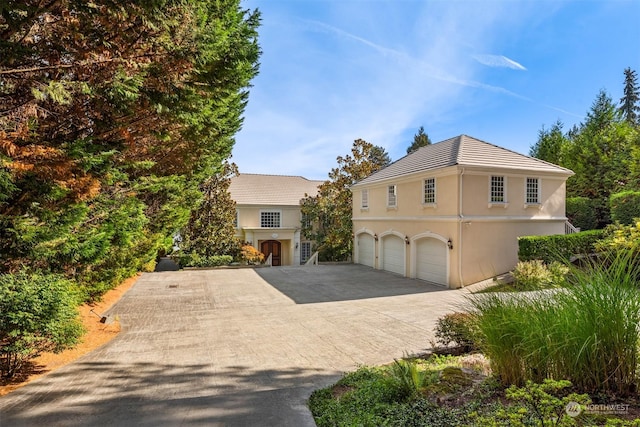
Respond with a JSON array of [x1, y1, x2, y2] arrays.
[[518, 230, 607, 263], [566, 197, 598, 230], [173, 253, 233, 268], [609, 191, 640, 225]]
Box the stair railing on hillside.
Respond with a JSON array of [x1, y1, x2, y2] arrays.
[[565, 221, 580, 234], [304, 251, 319, 266]]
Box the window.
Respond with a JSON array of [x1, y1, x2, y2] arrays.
[[423, 178, 436, 204], [490, 176, 505, 203], [300, 241, 312, 264], [387, 185, 397, 207], [361, 189, 369, 209], [234, 209, 239, 228], [526, 178, 540, 204], [260, 211, 281, 228]]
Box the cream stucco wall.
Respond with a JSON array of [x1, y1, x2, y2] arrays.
[[352, 166, 570, 288], [235, 204, 307, 266]]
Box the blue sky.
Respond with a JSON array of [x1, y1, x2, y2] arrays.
[[233, 0, 640, 180]]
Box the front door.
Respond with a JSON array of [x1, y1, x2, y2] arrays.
[[261, 240, 281, 266]]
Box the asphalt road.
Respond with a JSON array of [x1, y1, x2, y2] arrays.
[[0, 264, 473, 427]]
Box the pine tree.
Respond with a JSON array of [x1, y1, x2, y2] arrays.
[[529, 120, 567, 165], [619, 68, 640, 125], [406, 126, 432, 154]]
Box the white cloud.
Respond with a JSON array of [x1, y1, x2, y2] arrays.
[[473, 54, 527, 70]]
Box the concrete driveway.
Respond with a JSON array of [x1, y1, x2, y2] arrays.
[[0, 264, 473, 426]]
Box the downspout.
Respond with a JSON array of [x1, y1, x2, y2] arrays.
[[458, 167, 465, 288]]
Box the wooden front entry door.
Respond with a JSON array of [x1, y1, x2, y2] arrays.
[[261, 240, 281, 266]]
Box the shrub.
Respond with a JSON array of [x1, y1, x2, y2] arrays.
[[518, 229, 606, 263], [389, 358, 430, 397], [434, 312, 480, 352], [0, 271, 85, 378], [470, 250, 640, 395], [471, 379, 591, 426], [511, 260, 568, 290], [566, 196, 599, 230], [610, 191, 640, 225], [174, 252, 233, 268], [595, 221, 640, 256], [240, 244, 264, 265]]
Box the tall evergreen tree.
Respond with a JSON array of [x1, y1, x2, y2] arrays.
[[0, 0, 260, 298], [563, 90, 631, 227], [529, 120, 568, 165], [619, 67, 640, 125], [406, 126, 432, 154]]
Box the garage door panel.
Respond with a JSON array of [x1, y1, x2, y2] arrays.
[[382, 236, 405, 275], [357, 234, 375, 268], [416, 238, 447, 285]]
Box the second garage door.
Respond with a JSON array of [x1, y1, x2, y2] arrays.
[[382, 235, 405, 275], [415, 238, 447, 285]]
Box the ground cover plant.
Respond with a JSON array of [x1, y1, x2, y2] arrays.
[[309, 354, 640, 426]]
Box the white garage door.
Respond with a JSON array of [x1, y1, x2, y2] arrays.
[[416, 238, 447, 285], [382, 235, 405, 275], [357, 234, 375, 268]]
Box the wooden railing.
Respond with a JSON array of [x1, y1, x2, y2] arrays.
[[565, 221, 580, 234]]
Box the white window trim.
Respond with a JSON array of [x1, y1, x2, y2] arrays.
[[300, 241, 312, 264], [260, 209, 282, 228], [524, 177, 541, 207], [422, 177, 437, 206], [361, 189, 369, 210], [488, 175, 508, 208], [387, 185, 397, 208]]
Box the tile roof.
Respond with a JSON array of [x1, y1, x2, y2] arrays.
[[354, 134, 573, 186], [229, 173, 323, 206]]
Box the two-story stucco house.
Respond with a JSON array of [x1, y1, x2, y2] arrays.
[[229, 173, 323, 266], [351, 135, 574, 288]]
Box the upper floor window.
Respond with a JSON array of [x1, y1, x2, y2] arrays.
[[423, 178, 436, 204], [260, 211, 281, 228], [490, 176, 505, 203], [387, 185, 397, 207], [526, 178, 540, 204], [361, 189, 369, 209]]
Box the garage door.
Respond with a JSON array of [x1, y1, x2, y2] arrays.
[[357, 234, 375, 268], [382, 235, 405, 275], [416, 238, 447, 285]]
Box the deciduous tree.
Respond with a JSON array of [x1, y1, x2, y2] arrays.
[[179, 162, 240, 262], [301, 139, 390, 261]]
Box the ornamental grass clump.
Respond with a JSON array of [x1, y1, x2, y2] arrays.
[[470, 251, 640, 395]]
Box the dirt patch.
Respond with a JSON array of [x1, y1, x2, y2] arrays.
[[0, 274, 140, 396]]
